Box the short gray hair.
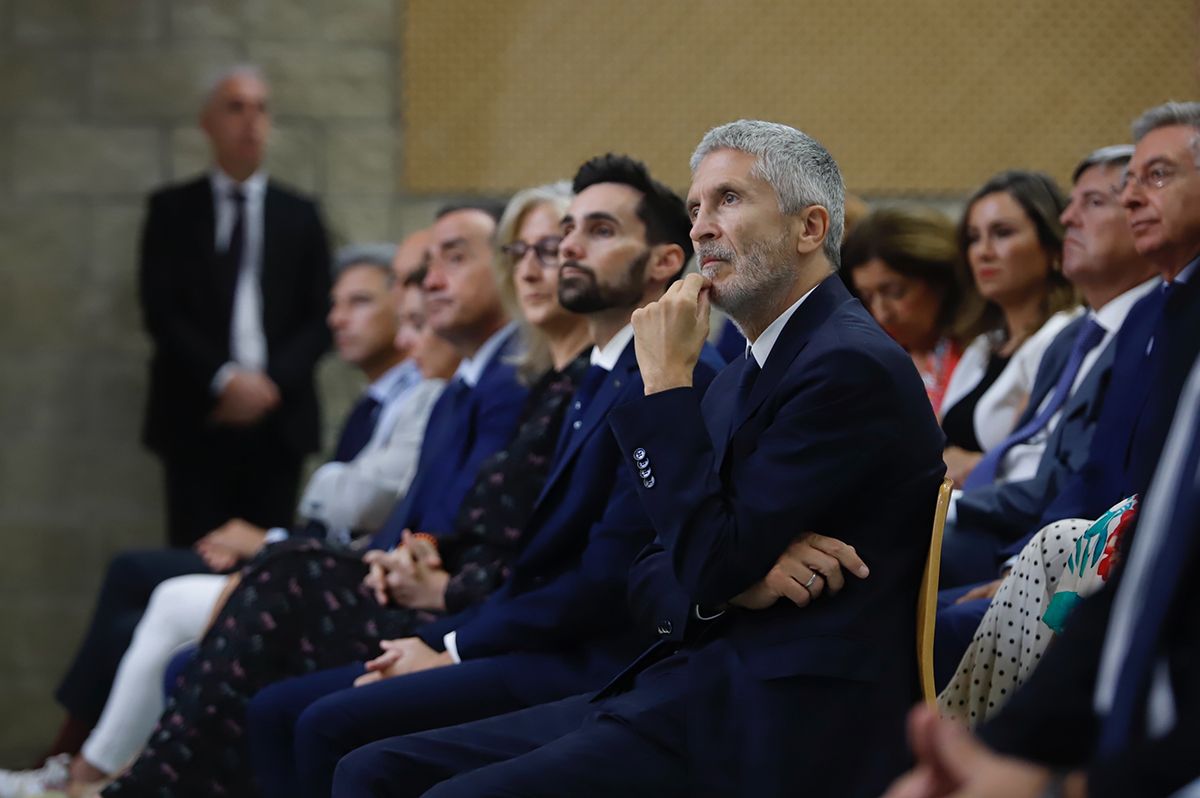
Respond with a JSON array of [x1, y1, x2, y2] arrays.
[[1131, 102, 1200, 167], [1071, 144, 1134, 183], [334, 242, 397, 286], [690, 119, 845, 268], [203, 64, 268, 107]]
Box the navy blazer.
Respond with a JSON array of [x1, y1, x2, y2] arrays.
[[139, 175, 332, 457], [1037, 277, 1200, 530], [414, 339, 724, 704], [370, 328, 527, 549], [956, 314, 1115, 548], [606, 277, 946, 797]]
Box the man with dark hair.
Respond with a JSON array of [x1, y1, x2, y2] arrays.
[[333, 122, 944, 798], [244, 155, 724, 798]]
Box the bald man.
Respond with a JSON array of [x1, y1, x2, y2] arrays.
[[139, 65, 333, 547]]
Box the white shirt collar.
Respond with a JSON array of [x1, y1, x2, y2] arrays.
[[210, 167, 268, 199], [454, 322, 517, 387], [748, 284, 820, 367], [590, 324, 634, 371], [1093, 278, 1159, 333], [367, 359, 421, 403]]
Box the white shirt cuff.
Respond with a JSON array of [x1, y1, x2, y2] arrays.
[[945, 489, 962, 525], [211, 362, 239, 395], [1000, 555, 1017, 574], [264, 527, 290, 545], [443, 631, 461, 663]]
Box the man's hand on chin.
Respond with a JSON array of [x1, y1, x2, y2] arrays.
[[632, 273, 712, 395], [353, 637, 454, 687]]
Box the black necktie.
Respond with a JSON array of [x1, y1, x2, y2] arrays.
[[222, 187, 246, 301], [733, 354, 761, 419], [333, 394, 382, 463]]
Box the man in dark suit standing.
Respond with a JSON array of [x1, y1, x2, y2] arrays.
[[336, 121, 945, 798], [139, 65, 332, 547]]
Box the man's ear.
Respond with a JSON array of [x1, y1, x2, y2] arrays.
[[648, 243, 687, 284], [792, 205, 830, 257]]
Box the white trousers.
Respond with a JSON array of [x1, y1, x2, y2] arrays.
[[80, 574, 227, 774]]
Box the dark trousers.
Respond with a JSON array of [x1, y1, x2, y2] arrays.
[[247, 658, 536, 798], [938, 518, 1006, 590], [54, 548, 209, 721], [332, 693, 687, 798], [162, 428, 302, 547], [934, 583, 991, 691]]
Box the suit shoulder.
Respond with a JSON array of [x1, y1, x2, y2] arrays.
[[147, 175, 210, 206], [266, 180, 320, 211]]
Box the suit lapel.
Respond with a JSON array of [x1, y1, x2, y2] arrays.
[[533, 341, 638, 510], [727, 276, 849, 439], [260, 184, 283, 337]]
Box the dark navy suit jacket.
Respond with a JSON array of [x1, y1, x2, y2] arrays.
[[981, 404, 1200, 797], [607, 277, 946, 797], [414, 339, 724, 704], [1036, 276, 1200, 533], [370, 327, 527, 549], [955, 313, 1115, 548]]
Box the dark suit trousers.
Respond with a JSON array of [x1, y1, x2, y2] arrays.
[[939, 518, 1007, 589], [934, 583, 990, 690], [55, 548, 209, 721], [332, 692, 689, 798], [247, 658, 533, 798], [163, 426, 301, 547]]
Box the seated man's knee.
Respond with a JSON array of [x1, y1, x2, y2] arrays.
[[333, 741, 433, 798]]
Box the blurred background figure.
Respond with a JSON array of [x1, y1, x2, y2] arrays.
[[843, 205, 975, 414]]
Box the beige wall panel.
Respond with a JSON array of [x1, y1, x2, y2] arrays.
[[403, 0, 1199, 195]]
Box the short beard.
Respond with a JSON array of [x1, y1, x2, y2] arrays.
[[558, 249, 650, 314], [699, 231, 796, 327]]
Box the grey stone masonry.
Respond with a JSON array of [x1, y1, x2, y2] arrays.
[[0, 0, 453, 766]]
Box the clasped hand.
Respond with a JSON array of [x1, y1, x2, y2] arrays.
[[353, 637, 454, 687], [731, 532, 870, 610], [632, 273, 712, 395], [362, 530, 449, 610], [194, 518, 267, 572]]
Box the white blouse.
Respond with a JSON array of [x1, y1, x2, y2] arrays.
[[940, 308, 1082, 477]]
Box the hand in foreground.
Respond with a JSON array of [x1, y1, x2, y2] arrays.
[[731, 532, 870, 610], [943, 446, 983, 489], [631, 272, 712, 395], [353, 637, 453, 687], [881, 703, 1080, 798], [210, 369, 280, 426], [194, 518, 268, 571], [955, 578, 1004, 605]]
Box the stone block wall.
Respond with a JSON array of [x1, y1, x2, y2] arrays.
[[0, 0, 443, 764]]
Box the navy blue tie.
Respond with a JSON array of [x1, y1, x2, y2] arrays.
[[965, 317, 1106, 490], [731, 354, 760, 430], [332, 394, 382, 463]]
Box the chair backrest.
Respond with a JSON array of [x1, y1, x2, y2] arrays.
[[917, 477, 954, 705]]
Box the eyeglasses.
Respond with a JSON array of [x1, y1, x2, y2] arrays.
[[1118, 162, 1190, 193], [501, 236, 562, 267]]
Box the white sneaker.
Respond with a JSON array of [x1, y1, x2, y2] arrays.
[[0, 754, 70, 797]]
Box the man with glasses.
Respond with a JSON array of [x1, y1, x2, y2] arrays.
[[878, 100, 1200, 798]]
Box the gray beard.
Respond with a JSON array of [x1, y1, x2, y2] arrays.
[[703, 232, 797, 327]]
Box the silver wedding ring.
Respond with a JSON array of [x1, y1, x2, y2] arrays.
[[803, 571, 820, 589]]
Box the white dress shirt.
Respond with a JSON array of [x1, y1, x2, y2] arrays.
[[998, 279, 1159, 482], [210, 168, 269, 393]]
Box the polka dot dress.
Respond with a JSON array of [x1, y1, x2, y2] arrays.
[[937, 518, 1092, 726]]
